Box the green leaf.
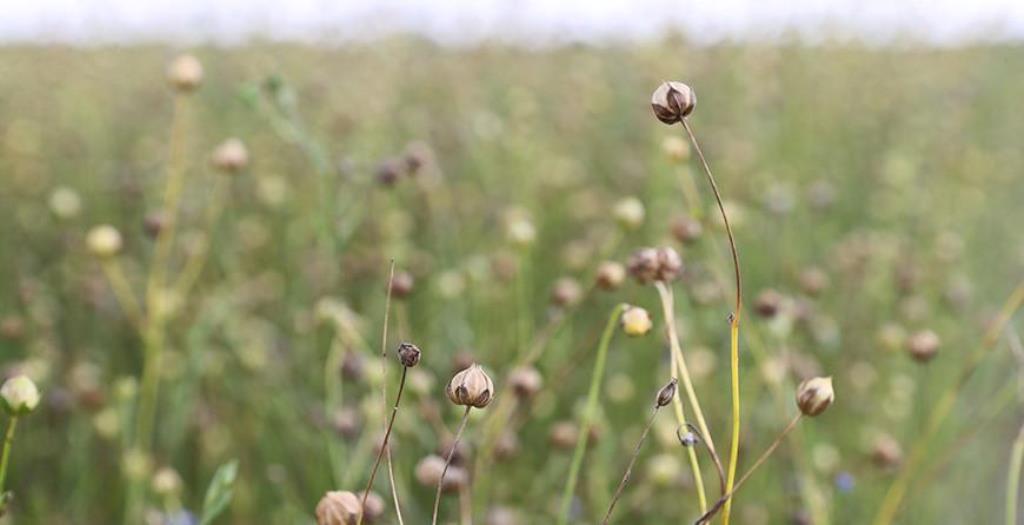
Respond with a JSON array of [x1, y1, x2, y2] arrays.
[[199, 460, 239, 525]]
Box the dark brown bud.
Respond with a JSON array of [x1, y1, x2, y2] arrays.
[[446, 364, 494, 409], [671, 216, 703, 245], [755, 289, 784, 318], [627, 248, 660, 284], [375, 158, 404, 186], [907, 330, 940, 363], [508, 366, 543, 399], [651, 81, 696, 124], [389, 271, 415, 299], [396, 342, 421, 368], [656, 378, 678, 408], [143, 211, 168, 240]]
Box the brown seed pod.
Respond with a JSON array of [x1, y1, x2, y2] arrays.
[[507, 366, 543, 399], [549, 421, 579, 450], [211, 138, 249, 174], [671, 216, 703, 245], [595, 261, 626, 291], [656, 247, 683, 282], [871, 434, 903, 469], [550, 277, 583, 308], [627, 248, 660, 284], [446, 364, 494, 409], [754, 289, 784, 318], [656, 378, 679, 408], [315, 490, 361, 525], [651, 81, 696, 124], [143, 211, 168, 240], [375, 158, 404, 186], [795, 376, 834, 417], [389, 271, 415, 299], [907, 330, 940, 363], [396, 342, 422, 368], [166, 54, 203, 92], [415, 455, 466, 493], [359, 491, 385, 523]]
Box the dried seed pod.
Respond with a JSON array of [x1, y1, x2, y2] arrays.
[[211, 138, 249, 174], [446, 364, 494, 408], [627, 248, 660, 284], [436, 435, 473, 466], [550, 277, 583, 308], [651, 81, 696, 124], [656, 247, 683, 282], [507, 366, 543, 399], [671, 216, 703, 245], [330, 407, 360, 440], [595, 261, 626, 291], [360, 491, 385, 523], [799, 266, 830, 297], [375, 158, 404, 186], [143, 211, 168, 240], [621, 306, 653, 337], [1, 375, 40, 415], [613, 197, 645, 230], [907, 330, 940, 363], [315, 490, 362, 525], [795, 376, 834, 417], [493, 431, 520, 461], [549, 421, 579, 450], [396, 342, 422, 368], [871, 434, 903, 469], [656, 378, 678, 408], [754, 289, 784, 318], [167, 54, 203, 92], [416, 455, 466, 493], [389, 271, 415, 299], [87, 225, 123, 258]]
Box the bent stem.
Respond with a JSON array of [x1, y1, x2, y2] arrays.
[[557, 303, 627, 525], [679, 117, 743, 524], [432, 406, 472, 525], [654, 282, 713, 510], [1007, 422, 1024, 525], [603, 406, 661, 524], [357, 367, 407, 525], [873, 279, 1024, 525], [695, 414, 802, 525]]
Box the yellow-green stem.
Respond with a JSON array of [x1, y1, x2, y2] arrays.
[[557, 303, 627, 525], [1006, 423, 1024, 525], [0, 416, 19, 494]]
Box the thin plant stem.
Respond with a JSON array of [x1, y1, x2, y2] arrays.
[[695, 414, 802, 525], [654, 282, 713, 511], [459, 483, 473, 525], [357, 367, 407, 525], [432, 406, 472, 525], [173, 173, 228, 298], [1007, 422, 1024, 525], [679, 117, 743, 524], [0, 417, 19, 494], [100, 259, 143, 328], [557, 303, 627, 525], [873, 279, 1024, 525], [603, 407, 660, 524]]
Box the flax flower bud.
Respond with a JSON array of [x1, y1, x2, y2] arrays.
[[621, 306, 653, 336], [446, 364, 494, 409], [508, 366, 542, 399], [1, 375, 40, 415], [627, 248, 660, 284], [907, 329, 940, 363], [87, 225, 123, 258], [396, 342, 421, 368], [795, 376, 834, 417], [651, 81, 696, 124], [595, 261, 626, 291], [315, 491, 362, 525]]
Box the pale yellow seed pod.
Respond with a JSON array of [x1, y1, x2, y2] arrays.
[[87, 225, 123, 258], [620, 306, 653, 337]]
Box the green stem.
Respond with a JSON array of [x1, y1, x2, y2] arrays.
[[1007, 423, 1024, 525], [557, 303, 627, 525], [433, 406, 473, 525], [0, 416, 19, 493]]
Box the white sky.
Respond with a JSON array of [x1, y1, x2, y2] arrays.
[[2, 0, 1024, 46]]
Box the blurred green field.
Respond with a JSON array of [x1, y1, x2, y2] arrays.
[[1, 40, 1024, 524]]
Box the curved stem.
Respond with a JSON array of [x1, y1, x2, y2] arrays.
[[603, 407, 660, 524], [695, 414, 802, 525], [0, 417, 19, 494], [357, 367, 407, 525], [433, 406, 472, 525], [1007, 423, 1024, 525], [873, 279, 1024, 525], [557, 303, 627, 525], [679, 118, 743, 524]]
